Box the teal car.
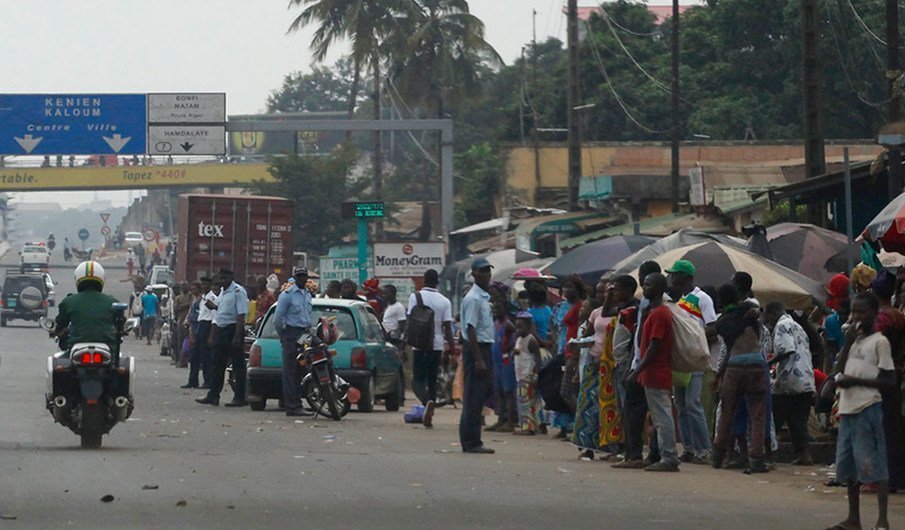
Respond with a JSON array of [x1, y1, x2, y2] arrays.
[[246, 299, 405, 412]]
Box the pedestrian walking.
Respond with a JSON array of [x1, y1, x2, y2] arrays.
[[140, 286, 159, 346], [627, 272, 679, 472], [196, 269, 248, 407], [407, 269, 454, 428], [763, 301, 815, 466], [273, 267, 314, 417], [824, 292, 894, 530], [459, 257, 496, 454], [381, 284, 407, 347], [667, 259, 715, 464], [182, 282, 204, 389], [126, 248, 135, 277]]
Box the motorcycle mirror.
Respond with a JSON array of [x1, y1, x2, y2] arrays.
[[124, 318, 140, 333], [39, 317, 55, 332]]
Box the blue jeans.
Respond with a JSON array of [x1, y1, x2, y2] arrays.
[[645, 387, 678, 466], [459, 342, 493, 451], [675, 372, 712, 457]]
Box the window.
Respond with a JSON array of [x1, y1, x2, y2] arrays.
[[359, 307, 384, 343], [258, 305, 358, 341]]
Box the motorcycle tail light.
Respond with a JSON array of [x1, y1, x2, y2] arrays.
[[350, 348, 366, 369], [0, 299, 5, 308], [76, 351, 109, 365], [42, 299, 48, 308], [310, 350, 326, 362], [248, 344, 262, 368]]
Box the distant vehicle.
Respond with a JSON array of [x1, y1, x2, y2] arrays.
[[124, 232, 144, 244], [1, 271, 49, 327], [20, 243, 50, 271], [175, 194, 294, 282], [246, 299, 404, 413], [148, 266, 173, 287]]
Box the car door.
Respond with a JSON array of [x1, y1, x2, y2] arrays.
[[357, 306, 400, 375]]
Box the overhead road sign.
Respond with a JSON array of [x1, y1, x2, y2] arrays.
[[148, 93, 225, 123], [148, 126, 225, 155], [148, 93, 225, 155], [0, 94, 147, 155]]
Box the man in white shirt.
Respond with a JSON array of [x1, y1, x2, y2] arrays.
[[382, 284, 407, 342], [193, 276, 218, 389], [407, 269, 454, 426]]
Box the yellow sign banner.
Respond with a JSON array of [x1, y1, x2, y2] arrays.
[[0, 163, 275, 191]]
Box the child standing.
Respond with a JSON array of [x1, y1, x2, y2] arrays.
[[825, 292, 895, 530], [513, 312, 542, 435]]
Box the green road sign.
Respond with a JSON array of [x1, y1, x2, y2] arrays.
[[342, 201, 384, 219]]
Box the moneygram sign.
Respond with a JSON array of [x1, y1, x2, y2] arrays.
[[374, 243, 445, 277]]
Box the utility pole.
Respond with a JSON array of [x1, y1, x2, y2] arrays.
[[670, 0, 681, 213], [800, 0, 826, 181], [566, 0, 581, 211], [886, 0, 903, 198]]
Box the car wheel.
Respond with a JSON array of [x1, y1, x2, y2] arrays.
[[358, 375, 375, 412], [249, 400, 266, 411], [385, 369, 404, 412]]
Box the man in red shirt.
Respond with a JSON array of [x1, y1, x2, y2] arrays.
[[628, 272, 678, 472]]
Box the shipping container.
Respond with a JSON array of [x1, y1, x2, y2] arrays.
[[175, 194, 294, 283]]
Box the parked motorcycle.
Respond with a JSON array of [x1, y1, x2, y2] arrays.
[[42, 303, 138, 449], [298, 317, 350, 421], [63, 248, 72, 262]]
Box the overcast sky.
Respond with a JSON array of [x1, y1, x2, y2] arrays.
[[0, 0, 681, 207]]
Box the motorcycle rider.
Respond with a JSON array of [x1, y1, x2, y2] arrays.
[[54, 261, 119, 348], [63, 238, 72, 261]]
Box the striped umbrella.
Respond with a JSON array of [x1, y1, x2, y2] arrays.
[[862, 191, 905, 253], [766, 223, 850, 283], [612, 241, 824, 310]]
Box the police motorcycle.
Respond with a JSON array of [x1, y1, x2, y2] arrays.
[[298, 317, 351, 421], [41, 263, 139, 449]]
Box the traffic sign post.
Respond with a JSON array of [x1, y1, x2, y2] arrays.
[[78, 228, 89, 250], [342, 201, 385, 285], [101, 226, 111, 236], [0, 94, 147, 155]]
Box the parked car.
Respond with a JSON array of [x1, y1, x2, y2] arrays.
[[124, 232, 143, 244], [19, 243, 50, 271], [1, 271, 49, 326], [246, 299, 404, 412], [149, 265, 173, 287]]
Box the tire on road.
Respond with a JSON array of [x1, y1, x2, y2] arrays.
[[80, 402, 104, 449], [357, 375, 375, 412]]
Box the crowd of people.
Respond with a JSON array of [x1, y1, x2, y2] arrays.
[[446, 255, 903, 530]]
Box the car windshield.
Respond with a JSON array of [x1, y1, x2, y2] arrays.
[[259, 305, 357, 341], [3, 276, 45, 294], [23, 246, 46, 254], [154, 270, 173, 285]]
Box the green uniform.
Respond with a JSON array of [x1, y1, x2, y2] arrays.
[[55, 289, 119, 347]]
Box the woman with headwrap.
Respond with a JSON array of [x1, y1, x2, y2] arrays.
[[870, 270, 905, 492], [822, 273, 851, 372]]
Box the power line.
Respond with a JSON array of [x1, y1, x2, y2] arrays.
[[593, 17, 671, 95], [598, 6, 660, 37], [826, 0, 888, 108], [844, 0, 888, 46], [385, 76, 440, 167], [586, 29, 670, 134]]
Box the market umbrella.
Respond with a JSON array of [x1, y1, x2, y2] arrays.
[[607, 229, 746, 276], [862, 191, 905, 253], [766, 223, 850, 283], [611, 241, 825, 310], [544, 235, 655, 284]]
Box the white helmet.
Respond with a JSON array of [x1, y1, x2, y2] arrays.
[[74, 260, 106, 289]]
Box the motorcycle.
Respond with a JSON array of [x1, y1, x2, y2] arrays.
[[41, 304, 139, 449], [297, 318, 350, 421]]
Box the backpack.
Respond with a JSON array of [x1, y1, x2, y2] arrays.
[[406, 292, 435, 351], [667, 302, 711, 372], [131, 293, 143, 316]]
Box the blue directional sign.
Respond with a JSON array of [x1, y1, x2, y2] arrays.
[[0, 94, 147, 155]]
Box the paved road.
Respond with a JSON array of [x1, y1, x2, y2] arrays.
[[1, 260, 904, 529]]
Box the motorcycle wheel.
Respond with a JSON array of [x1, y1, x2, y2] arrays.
[[321, 384, 341, 421], [80, 402, 104, 449], [302, 378, 349, 419]]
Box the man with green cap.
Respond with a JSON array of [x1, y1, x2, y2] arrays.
[[667, 259, 716, 465]]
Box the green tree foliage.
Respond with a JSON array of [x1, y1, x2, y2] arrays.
[[249, 147, 358, 255], [454, 143, 501, 226], [266, 58, 356, 113]]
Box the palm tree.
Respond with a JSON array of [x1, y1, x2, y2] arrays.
[[288, 0, 402, 227], [388, 0, 502, 238]]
